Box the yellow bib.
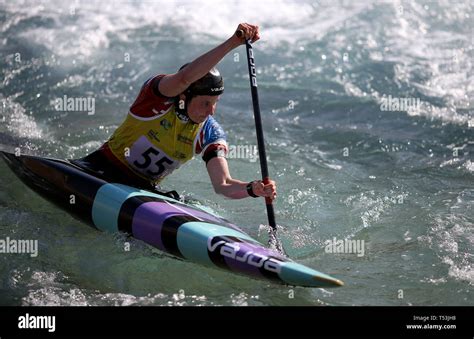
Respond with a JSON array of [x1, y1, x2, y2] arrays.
[[108, 108, 202, 184]]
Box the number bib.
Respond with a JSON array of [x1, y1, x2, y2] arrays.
[[127, 136, 179, 180], [107, 102, 203, 185]]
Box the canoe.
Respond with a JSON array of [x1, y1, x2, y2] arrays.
[[0, 151, 343, 288]]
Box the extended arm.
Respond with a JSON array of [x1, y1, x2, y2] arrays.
[[158, 23, 260, 97]]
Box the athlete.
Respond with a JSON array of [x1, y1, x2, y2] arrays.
[[74, 23, 277, 200]]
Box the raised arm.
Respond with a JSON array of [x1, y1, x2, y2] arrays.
[[158, 23, 260, 97]]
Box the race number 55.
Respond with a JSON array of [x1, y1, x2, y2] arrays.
[[133, 147, 174, 176]]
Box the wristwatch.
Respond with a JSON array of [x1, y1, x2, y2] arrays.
[[246, 181, 258, 198]]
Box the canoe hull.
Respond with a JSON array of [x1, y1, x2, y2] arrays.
[[1, 151, 343, 288]]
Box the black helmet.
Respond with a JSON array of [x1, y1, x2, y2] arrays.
[[179, 63, 224, 96]]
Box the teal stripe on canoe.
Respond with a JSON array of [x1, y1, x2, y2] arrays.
[[176, 221, 258, 266], [176, 222, 343, 288], [91, 184, 181, 232], [279, 261, 339, 287]]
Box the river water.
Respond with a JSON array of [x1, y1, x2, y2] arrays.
[[0, 0, 472, 306]]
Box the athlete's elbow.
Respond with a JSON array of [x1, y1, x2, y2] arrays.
[[213, 183, 233, 199], [213, 183, 224, 196]]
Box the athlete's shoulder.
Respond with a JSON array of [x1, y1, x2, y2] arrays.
[[202, 116, 227, 144], [129, 74, 175, 120], [195, 116, 228, 155]]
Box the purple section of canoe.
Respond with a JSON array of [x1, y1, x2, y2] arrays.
[[131, 200, 245, 251], [132, 202, 181, 251], [183, 204, 241, 231]]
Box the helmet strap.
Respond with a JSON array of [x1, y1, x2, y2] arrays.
[[174, 92, 197, 124]]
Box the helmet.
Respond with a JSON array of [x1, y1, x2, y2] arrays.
[[179, 63, 224, 96]]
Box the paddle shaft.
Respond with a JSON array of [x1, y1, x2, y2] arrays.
[[241, 34, 277, 230]]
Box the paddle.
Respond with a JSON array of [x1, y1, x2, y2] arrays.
[[237, 30, 287, 256]]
